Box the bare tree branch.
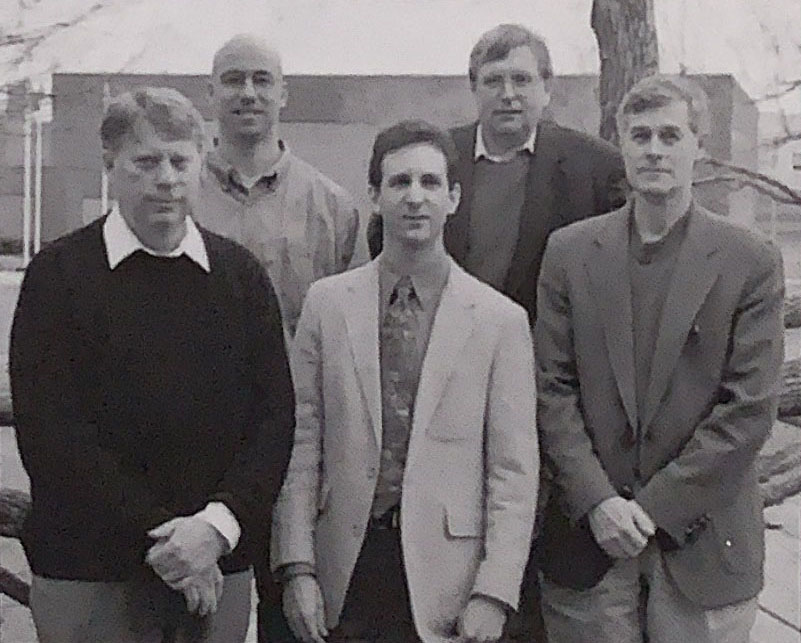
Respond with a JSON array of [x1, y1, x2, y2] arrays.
[[0, 2, 109, 89], [699, 157, 801, 206]]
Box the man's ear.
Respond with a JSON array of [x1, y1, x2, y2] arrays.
[[541, 78, 553, 110], [368, 184, 380, 213], [102, 150, 115, 172], [447, 181, 462, 216], [694, 137, 706, 163], [280, 80, 288, 110]]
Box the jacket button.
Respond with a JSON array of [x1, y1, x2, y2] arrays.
[[725, 539, 732, 547], [367, 466, 377, 479], [352, 524, 362, 537]]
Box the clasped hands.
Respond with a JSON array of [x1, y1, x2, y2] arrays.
[[589, 496, 656, 559], [146, 516, 228, 617], [283, 574, 507, 643]]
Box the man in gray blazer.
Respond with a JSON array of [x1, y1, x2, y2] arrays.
[[535, 75, 784, 642]]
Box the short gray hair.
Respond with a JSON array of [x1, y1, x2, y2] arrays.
[[616, 75, 711, 141]]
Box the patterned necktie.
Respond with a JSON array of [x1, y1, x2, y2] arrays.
[[373, 275, 422, 518]]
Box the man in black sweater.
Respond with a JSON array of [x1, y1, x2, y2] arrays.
[[10, 86, 295, 642]]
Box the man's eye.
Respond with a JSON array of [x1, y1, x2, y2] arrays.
[[631, 132, 650, 143], [483, 76, 502, 87], [421, 176, 442, 188], [134, 157, 159, 170], [252, 74, 273, 86], [389, 177, 411, 188], [512, 74, 532, 85], [660, 131, 680, 144], [171, 158, 189, 171], [221, 73, 245, 86]]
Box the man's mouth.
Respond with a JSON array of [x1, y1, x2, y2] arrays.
[[147, 197, 182, 211], [233, 108, 264, 115]]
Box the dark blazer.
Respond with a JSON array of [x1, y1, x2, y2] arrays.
[[535, 203, 784, 606], [10, 218, 295, 580], [367, 120, 626, 320]]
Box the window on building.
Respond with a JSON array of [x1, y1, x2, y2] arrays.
[[793, 152, 801, 171]]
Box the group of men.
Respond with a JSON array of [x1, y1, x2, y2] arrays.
[[9, 21, 783, 643]]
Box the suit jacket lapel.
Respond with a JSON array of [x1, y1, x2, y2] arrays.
[[413, 261, 476, 435], [641, 207, 721, 429], [505, 123, 569, 299], [586, 206, 639, 431], [344, 262, 382, 446]]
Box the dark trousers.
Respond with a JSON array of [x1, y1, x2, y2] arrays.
[[504, 549, 548, 642], [256, 559, 294, 643], [260, 520, 418, 643], [261, 532, 546, 642]]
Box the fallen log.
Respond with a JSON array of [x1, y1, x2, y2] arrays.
[[780, 357, 801, 418], [0, 488, 29, 538], [0, 488, 30, 607], [758, 419, 801, 506], [786, 291, 801, 329]]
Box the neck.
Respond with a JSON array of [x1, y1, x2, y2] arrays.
[[481, 124, 532, 156], [381, 237, 448, 274], [134, 221, 187, 254], [217, 131, 282, 177], [633, 189, 692, 242]]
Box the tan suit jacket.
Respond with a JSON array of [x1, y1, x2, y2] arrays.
[[272, 259, 539, 642]]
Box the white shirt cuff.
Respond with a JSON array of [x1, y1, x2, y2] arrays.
[[195, 502, 241, 553]]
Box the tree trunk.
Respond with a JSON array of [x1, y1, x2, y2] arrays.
[[591, 0, 659, 144], [785, 291, 801, 329]]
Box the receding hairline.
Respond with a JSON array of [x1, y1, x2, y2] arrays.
[[211, 34, 283, 76]]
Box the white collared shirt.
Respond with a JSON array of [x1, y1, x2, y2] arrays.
[[474, 123, 537, 162], [103, 206, 211, 273], [102, 207, 241, 552]]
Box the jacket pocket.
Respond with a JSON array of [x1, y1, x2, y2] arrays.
[[444, 505, 483, 538], [708, 496, 763, 575]]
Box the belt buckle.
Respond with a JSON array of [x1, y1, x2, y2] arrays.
[[373, 506, 400, 530]]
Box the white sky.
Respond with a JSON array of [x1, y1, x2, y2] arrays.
[[2, 0, 800, 112]]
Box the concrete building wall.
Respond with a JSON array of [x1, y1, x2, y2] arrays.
[[27, 72, 758, 243]]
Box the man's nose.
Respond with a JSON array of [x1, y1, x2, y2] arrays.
[[404, 181, 425, 204], [241, 77, 257, 99], [155, 160, 178, 185], [500, 78, 517, 99], [646, 136, 664, 156]]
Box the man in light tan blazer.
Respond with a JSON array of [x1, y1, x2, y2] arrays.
[[271, 120, 539, 643]]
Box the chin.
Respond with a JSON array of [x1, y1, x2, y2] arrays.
[[634, 181, 674, 196]]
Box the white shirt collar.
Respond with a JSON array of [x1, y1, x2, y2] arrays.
[[103, 206, 211, 272], [474, 123, 537, 162]]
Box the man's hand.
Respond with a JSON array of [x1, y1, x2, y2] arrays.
[[589, 496, 656, 558], [146, 516, 228, 585], [283, 574, 328, 643], [174, 564, 224, 617], [458, 596, 507, 643]]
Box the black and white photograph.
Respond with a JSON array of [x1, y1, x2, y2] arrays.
[[0, 1, 799, 641]]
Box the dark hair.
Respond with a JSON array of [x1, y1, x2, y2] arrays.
[[469, 24, 553, 89], [101, 87, 206, 158], [368, 120, 459, 189], [616, 75, 710, 141]]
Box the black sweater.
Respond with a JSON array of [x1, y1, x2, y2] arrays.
[[10, 217, 295, 580]]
